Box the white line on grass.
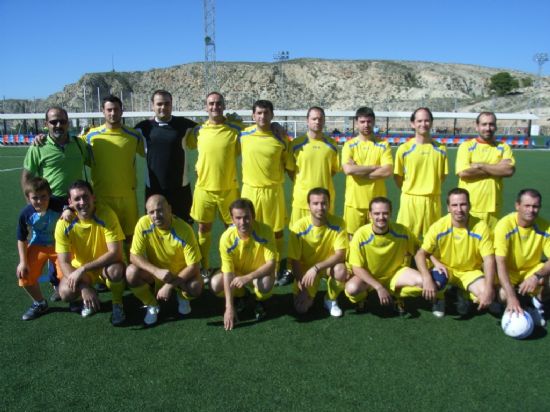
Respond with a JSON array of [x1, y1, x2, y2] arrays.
[[0, 167, 22, 172]]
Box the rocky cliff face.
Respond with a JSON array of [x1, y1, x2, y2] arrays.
[[3, 59, 549, 128]]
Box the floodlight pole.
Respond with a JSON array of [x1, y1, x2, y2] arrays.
[[274, 51, 290, 109], [533, 53, 548, 115]]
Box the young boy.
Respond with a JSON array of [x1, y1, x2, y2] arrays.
[[16, 177, 63, 320]]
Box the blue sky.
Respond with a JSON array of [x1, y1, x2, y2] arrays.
[[1, 0, 549, 99]]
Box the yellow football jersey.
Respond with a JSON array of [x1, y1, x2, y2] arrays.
[[220, 221, 277, 275], [83, 125, 145, 197], [394, 139, 448, 195], [348, 222, 417, 284], [55, 203, 125, 268], [288, 214, 348, 269], [286, 134, 339, 209], [130, 215, 201, 274], [240, 125, 288, 187], [456, 138, 515, 214], [421, 214, 494, 272], [341, 136, 393, 208], [494, 212, 550, 273]]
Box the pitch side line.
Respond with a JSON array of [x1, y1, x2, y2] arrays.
[[0, 167, 22, 172]]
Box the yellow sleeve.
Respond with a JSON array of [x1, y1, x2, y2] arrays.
[[129, 219, 146, 257], [381, 143, 393, 166], [341, 142, 351, 164], [455, 142, 471, 175], [54, 220, 71, 254], [421, 224, 438, 254], [394, 144, 404, 176], [348, 231, 366, 268], [493, 220, 509, 257], [478, 224, 494, 258], [333, 225, 348, 251], [502, 144, 515, 166], [219, 231, 235, 274], [104, 209, 126, 243], [287, 228, 301, 261], [183, 229, 202, 266], [286, 144, 297, 172]]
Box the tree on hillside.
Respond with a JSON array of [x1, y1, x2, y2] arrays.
[[489, 72, 519, 96]]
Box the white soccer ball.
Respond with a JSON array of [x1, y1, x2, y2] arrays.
[[501, 311, 534, 339]]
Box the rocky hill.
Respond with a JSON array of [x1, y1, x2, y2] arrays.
[[3, 59, 549, 129]]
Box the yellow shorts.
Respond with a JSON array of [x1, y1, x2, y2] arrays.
[[190, 187, 238, 225], [508, 263, 544, 287], [241, 183, 286, 232], [470, 211, 499, 230], [98, 195, 138, 237], [344, 205, 369, 235], [448, 269, 484, 291], [396, 193, 441, 239], [18, 245, 61, 287]]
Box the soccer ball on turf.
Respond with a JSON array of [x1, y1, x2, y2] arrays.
[[501, 311, 534, 339]]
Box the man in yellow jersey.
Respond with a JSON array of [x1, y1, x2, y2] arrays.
[[209, 198, 277, 330], [288, 187, 348, 317], [416, 188, 496, 318], [55, 180, 126, 325], [342, 107, 393, 237], [456, 112, 515, 229], [82, 95, 145, 242], [394, 107, 448, 239], [240, 100, 289, 284], [126, 195, 203, 326], [286, 107, 339, 227], [187, 92, 242, 281], [494, 189, 550, 325]]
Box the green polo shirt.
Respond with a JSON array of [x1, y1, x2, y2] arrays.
[[23, 135, 89, 197]]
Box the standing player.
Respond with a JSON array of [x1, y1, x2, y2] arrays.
[[494, 189, 550, 323], [415, 188, 496, 317], [82, 95, 144, 243], [55, 180, 126, 325], [210, 199, 277, 330], [240, 100, 289, 281], [187, 92, 243, 279], [126, 195, 203, 325], [135, 90, 197, 223], [342, 107, 393, 237], [394, 107, 448, 239], [288, 188, 348, 317], [456, 112, 515, 229], [345, 197, 429, 314], [286, 107, 339, 227]]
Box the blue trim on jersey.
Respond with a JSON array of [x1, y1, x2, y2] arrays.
[[272, 130, 286, 146], [402, 144, 417, 159], [359, 233, 375, 247], [171, 228, 187, 247], [142, 224, 155, 236], [533, 224, 550, 238], [505, 227, 519, 240], [327, 222, 341, 232], [86, 129, 105, 145], [122, 125, 143, 141], [431, 142, 446, 156], [252, 231, 268, 244], [468, 231, 482, 240], [92, 215, 106, 227], [226, 122, 243, 133], [64, 218, 79, 236], [349, 139, 360, 149], [296, 224, 313, 237], [389, 229, 409, 240], [293, 137, 309, 152], [374, 142, 386, 150], [497, 146, 504, 152], [436, 227, 453, 241], [227, 237, 240, 253], [322, 136, 337, 152], [468, 142, 478, 152], [240, 128, 256, 138]]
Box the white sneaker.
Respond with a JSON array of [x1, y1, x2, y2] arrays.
[[111, 303, 125, 326], [323, 296, 343, 317], [177, 294, 191, 315], [531, 297, 547, 327], [144, 305, 160, 325], [81, 304, 95, 318], [432, 299, 445, 318]]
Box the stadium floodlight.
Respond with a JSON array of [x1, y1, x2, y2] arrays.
[[204, 0, 217, 95], [533, 53, 548, 115], [273, 51, 290, 109]]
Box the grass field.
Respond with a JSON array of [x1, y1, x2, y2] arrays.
[[1, 146, 550, 411]]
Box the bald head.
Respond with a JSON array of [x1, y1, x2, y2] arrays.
[[146, 194, 172, 229]]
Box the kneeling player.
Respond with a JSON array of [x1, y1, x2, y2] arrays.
[[416, 188, 495, 317], [210, 198, 276, 330], [345, 197, 426, 314], [126, 195, 203, 325], [288, 187, 348, 317]]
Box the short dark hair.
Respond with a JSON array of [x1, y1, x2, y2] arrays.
[[151, 90, 172, 102], [206, 91, 225, 104], [252, 100, 274, 114], [307, 106, 325, 119], [45, 106, 68, 121], [102, 95, 123, 110], [229, 198, 255, 218], [355, 106, 375, 121], [476, 111, 497, 124], [24, 176, 52, 196], [68, 179, 94, 197], [516, 188, 542, 204], [446, 188, 470, 205], [369, 196, 392, 212], [307, 187, 330, 203], [410, 107, 433, 122]]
